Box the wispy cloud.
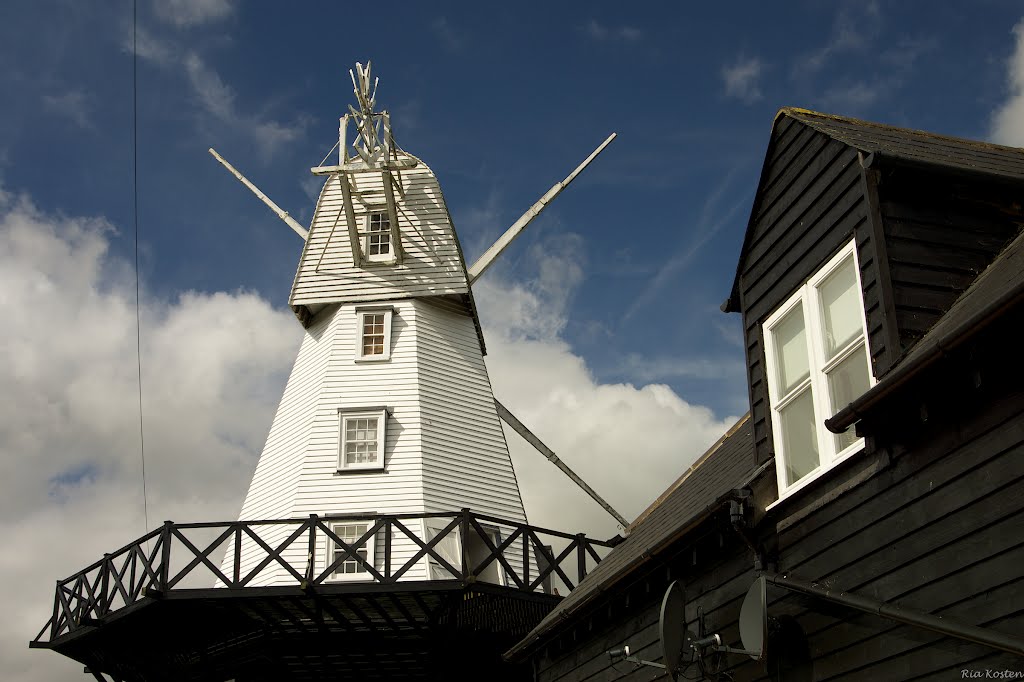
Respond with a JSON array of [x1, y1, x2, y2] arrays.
[[154, 0, 235, 28], [132, 29, 305, 159], [792, 1, 880, 78], [431, 17, 462, 52], [722, 56, 764, 104], [582, 19, 642, 42], [818, 80, 882, 113], [41, 89, 93, 130], [616, 352, 745, 384], [991, 20, 1024, 147], [623, 168, 746, 320]]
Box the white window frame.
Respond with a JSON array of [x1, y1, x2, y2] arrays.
[[326, 520, 376, 582], [354, 306, 393, 362], [763, 240, 876, 502], [337, 407, 387, 473], [362, 209, 394, 263], [421, 520, 507, 586]]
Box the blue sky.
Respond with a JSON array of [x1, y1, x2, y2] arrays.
[[5, 1, 1021, 419], [3, 3, 1024, 678]]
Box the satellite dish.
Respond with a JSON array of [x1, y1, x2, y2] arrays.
[[659, 581, 687, 676], [739, 576, 767, 661]]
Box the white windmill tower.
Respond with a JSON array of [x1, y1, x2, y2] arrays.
[[209, 62, 622, 589]]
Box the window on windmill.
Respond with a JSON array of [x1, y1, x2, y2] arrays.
[[354, 307, 393, 361], [763, 240, 875, 500], [423, 521, 506, 585], [338, 408, 387, 472], [364, 210, 392, 261], [329, 522, 375, 579]]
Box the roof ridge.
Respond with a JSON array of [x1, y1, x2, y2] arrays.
[[778, 106, 1024, 156], [627, 412, 751, 531]]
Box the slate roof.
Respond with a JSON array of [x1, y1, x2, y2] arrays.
[[505, 414, 759, 660], [828, 225, 1024, 432], [783, 108, 1024, 181]]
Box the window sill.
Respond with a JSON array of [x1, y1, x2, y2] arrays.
[[354, 355, 391, 363], [766, 441, 864, 512], [335, 467, 385, 475], [324, 574, 376, 583]]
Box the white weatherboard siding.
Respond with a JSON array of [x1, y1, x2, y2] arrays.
[[418, 298, 526, 521], [223, 148, 531, 588], [221, 308, 333, 586], [290, 153, 471, 310], [288, 299, 428, 581]]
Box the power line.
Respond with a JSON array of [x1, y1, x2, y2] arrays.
[[132, 0, 150, 534]]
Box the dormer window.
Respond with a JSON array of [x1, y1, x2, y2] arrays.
[[364, 210, 392, 262], [763, 240, 874, 497]]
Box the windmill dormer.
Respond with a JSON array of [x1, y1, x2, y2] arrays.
[[289, 63, 477, 341]]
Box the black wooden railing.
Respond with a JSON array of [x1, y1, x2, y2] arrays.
[[32, 509, 616, 645]]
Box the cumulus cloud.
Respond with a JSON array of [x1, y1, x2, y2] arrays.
[[476, 238, 738, 539], [991, 20, 1024, 147], [154, 0, 235, 28], [722, 56, 764, 104], [1, 189, 299, 680]]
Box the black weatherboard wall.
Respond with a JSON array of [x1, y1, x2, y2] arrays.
[[509, 109, 1024, 681]]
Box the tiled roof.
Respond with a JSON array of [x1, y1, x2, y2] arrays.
[[783, 108, 1024, 181]]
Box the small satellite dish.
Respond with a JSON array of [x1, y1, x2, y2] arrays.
[[659, 581, 687, 676], [738, 576, 767, 661]]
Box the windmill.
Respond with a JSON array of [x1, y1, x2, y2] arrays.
[[209, 60, 626, 592], [31, 62, 625, 681]]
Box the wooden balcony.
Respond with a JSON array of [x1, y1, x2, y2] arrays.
[[31, 510, 619, 681]]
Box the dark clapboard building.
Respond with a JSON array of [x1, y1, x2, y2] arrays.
[[505, 108, 1024, 680]]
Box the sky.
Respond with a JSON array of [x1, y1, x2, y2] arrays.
[[2, 1, 1024, 679]]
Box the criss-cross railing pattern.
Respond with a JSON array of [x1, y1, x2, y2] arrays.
[[32, 510, 615, 645]]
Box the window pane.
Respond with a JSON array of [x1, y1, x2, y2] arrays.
[[827, 343, 871, 452], [344, 417, 378, 464], [333, 523, 370, 574], [818, 255, 862, 359], [426, 525, 462, 580], [779, 389, 819, 486], [772, 306, 810, 396]]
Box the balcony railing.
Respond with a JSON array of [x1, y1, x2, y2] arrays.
[[32, 509, 618, 646]]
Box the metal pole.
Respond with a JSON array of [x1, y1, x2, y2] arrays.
[[765, 573, 1024, 657], [496, 400, 630, 529], [207, 147, 309, 240], [466, 133, 617, 284]]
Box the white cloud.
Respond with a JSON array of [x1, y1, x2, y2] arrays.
[[583, 19, 643, 42], [1, 189, 300, 680], [722, 56, 764, 104], [41, 90, 93, 130], [154, 0, 234, 28], [475, 239, 738, 539], [991, 20, 1024, 147]]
